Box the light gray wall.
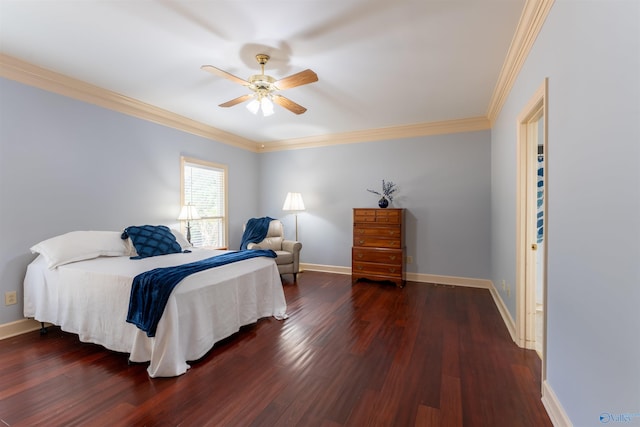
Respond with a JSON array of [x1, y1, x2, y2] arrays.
[[0, 78, 260, 324], [0, 76, 492, 326], [491, 1, 639, 425], [0, 73, 493, 326], [258, 133, 492, 279]]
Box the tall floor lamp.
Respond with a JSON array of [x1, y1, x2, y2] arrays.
[[282, 192, 305, 241], [178, 203, 200, 244]]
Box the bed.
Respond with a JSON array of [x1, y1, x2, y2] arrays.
[[23, 228, 287, 378]]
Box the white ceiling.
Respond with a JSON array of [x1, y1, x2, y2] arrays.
[[0, 0, 525, 145]]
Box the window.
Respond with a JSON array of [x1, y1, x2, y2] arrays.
[[180, 156, 228, 248]]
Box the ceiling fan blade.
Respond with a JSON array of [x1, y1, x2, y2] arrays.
[[219, 94, 252, 108], [275, 69, 318, 90], [273, 95, 307, 115], [201, 65, 248, 86]]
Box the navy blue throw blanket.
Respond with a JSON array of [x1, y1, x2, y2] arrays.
[[127, 249, 277, 337], [239, 217, 275, 250]]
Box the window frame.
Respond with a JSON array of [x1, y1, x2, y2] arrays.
[[180, 156, 228, 249]]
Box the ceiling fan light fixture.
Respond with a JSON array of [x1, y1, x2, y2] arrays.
[[246, 98, 260, 114], [261, 96, 274, 117]]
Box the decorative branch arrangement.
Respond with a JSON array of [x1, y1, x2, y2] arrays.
[[367, 179, 397, 202]]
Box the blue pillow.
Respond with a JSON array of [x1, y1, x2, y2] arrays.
[[122, 225, 183, 259]]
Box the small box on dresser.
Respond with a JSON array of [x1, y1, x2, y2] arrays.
[[352, 208, 405, 287]]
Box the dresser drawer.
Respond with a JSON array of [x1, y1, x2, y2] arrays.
[[353, 236, 402, 249], [353, 208, 402, 224], [354, 225, 401, 239], [353, 247, 403, 264], [352, 261, 403, 278], [372, 209, 401, 223], [353, 209, 376, 223]]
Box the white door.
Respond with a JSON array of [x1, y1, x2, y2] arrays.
[[516, 80, 548, 373]]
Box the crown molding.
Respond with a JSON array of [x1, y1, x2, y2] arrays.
[[0, 53, 492, 151], [3, 0, 550, 158], [0, 54, 259, 152], [486, 0, 555, 124], [258, 116, 491, 152]]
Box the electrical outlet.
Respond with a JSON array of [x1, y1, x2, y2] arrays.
[[5, 291, 17, 306], [506, 283, 511, 297], [406, 256, 413, 264], [501, 280, 506, 290]]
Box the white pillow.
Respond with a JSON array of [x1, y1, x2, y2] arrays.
[[171, 229, 192, 250], [30, 231, 130, 269]]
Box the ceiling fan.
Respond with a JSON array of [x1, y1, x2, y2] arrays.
[[201, 54, 318, 116]]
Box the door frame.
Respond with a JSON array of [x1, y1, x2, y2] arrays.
[[516, 79, 548, 379]]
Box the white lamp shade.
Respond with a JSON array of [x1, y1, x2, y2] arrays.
[[261, 97, 274, 116], [282, 192, 305, 211], [246, 99, 260, 114], [178, 204, 201, 220]]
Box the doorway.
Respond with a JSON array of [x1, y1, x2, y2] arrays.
[[535, 126, 545, 357], [516, 79, 548, 375]]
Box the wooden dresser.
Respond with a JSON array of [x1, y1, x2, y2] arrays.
[[352, 208, 405, 287]]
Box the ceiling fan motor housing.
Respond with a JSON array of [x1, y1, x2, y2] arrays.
[[249, 74, 276, 92], [255, 54, 270, 65]]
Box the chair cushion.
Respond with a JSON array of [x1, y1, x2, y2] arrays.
[[266, 220, 284, 237], [260, 236, 284, 251], [274, 250, 293, 265]]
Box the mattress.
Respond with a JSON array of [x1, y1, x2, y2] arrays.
[[23, 248, 287, 377]]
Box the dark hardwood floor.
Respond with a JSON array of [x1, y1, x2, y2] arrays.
[[0, 272, 552, 427]]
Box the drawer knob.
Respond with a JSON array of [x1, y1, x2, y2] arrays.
[[357, 265, 363, 270], [359, 240, 365, 244], [389, 268, 396, 273], [357, 254, 363, 259], [389, 255, 396, 260]]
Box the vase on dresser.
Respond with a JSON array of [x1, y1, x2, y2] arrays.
[[378, 197, 389, 208]]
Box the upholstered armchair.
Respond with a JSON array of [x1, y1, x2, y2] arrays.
[[246, 219, 302, 281]]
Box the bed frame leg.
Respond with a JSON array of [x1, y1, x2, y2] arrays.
[[39, 322, 48, 335]]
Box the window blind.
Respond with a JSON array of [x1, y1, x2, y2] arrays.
[[182, 157, 227, 248]]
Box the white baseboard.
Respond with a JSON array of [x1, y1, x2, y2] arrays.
[[0, 318, 44, 340], [302, 264, 493, 289], [488, 283, 517, 343], [300, 263, 352, 275], [542, 380, 573, 427], [406, 272, 492, 289]]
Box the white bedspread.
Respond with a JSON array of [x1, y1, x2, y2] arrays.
[[23, 249, 287, 377]]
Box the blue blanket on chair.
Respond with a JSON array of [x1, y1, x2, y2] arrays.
[[127, 249, 277, 337], [239, 217, 275, 250]]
